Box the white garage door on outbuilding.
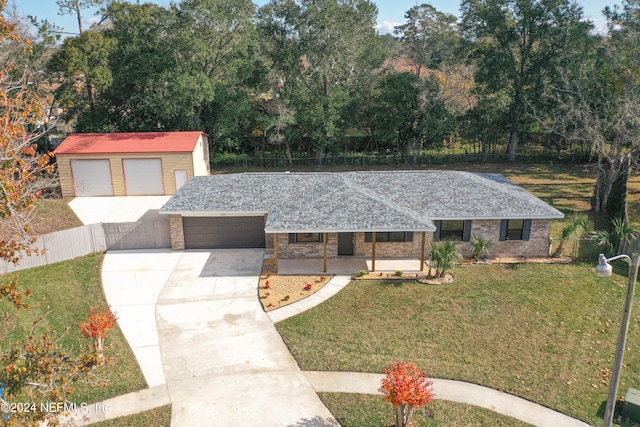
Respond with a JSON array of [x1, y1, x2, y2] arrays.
[[123, 159, 164, 196], [71, 159, 114, 197]]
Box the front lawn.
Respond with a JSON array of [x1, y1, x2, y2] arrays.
[[0, 253, 149, 405], [276, 262, 640, 426], [92, 405, 171, 427], [318, 393, 531, 426]]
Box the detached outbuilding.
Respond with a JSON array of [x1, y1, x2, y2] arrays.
[[54, 131, 210, 197]]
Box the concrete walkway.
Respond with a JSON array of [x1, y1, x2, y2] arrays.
[[275, 257, 424, 275], [304, 372, 591, 427]]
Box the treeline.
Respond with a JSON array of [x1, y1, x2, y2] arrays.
[[13, 0, 640, 216]]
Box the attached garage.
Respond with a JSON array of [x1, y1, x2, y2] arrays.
[[183, 216, 265, 249], [123, 159, 164, 195], [55, 132, 211, 198], [71, 159, 114, 196]]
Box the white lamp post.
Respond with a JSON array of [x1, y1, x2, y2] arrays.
[[596, 253, 640, 427]]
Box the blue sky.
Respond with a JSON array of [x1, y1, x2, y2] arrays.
[[13, 0, 613, 37]]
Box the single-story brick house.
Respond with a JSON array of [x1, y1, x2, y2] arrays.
[[55, 131, 210, 197], [159, 171, 564, 271]]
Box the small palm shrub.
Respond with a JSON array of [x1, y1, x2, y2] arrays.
[[471, 234, 491, 260], [553, 213, 590, 257], [591, 217, 638, 256], [429, 240, 461, 278]]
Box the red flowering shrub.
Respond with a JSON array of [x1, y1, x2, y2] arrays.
[[380, 361, 434, 427], [78, 306, 117, 365]]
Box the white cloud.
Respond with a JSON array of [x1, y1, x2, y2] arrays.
[[376, 20, 400, 35], [85, 16, 101, 26]]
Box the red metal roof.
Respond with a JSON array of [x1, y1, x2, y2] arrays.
[[54, 132, 207, 154]]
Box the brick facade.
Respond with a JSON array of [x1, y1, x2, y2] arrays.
[[270, 232, 431, 259], [268, 220, 552, 259], [454, 219, 552, 259], [271, 233, 339, 258], [169, 214, 185, 250], [354, 232, 431, 258], [169, 215, 552, 259]]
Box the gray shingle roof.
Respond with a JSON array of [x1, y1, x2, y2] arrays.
[[160, 171, 564, 232]]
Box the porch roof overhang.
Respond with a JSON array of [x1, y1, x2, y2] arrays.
[[264, 183, 436, 234], [265, 226, 436, 234]]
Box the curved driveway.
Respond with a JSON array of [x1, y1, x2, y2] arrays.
[[103, 249, 338, 427]]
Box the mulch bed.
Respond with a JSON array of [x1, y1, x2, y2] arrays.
[[259, 260, 333, 312]]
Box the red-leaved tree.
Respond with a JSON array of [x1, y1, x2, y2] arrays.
[[380, 361, 435, 427], [78, 306, 117, 365]]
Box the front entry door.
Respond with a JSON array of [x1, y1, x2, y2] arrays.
[[338, 232, 355, 256]]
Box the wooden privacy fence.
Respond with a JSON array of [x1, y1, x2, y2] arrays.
[[0, 219, 171, 274], [0, 224, 106, 273], [564, 237, 640, 260], [102, 220, 170, 251]]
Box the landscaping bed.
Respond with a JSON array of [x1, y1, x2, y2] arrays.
[[354, 270, 455, 285], [259, 260, 332, 311]]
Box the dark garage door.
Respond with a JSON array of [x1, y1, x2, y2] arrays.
[[183, 216, 265, 249]]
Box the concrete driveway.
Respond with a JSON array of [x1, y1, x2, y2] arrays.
[[69, 196, 171, 224], [102, 249, 338, 427]]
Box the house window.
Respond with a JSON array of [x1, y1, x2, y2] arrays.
[[289, 233, 323, 243], [364, 232, 413, 242], [500, 219, 532, 241], [434, 220, 472, 241]]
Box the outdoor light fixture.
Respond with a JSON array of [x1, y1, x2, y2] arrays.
[[595, 253, 640, 427], [597, 253, 630, 277]]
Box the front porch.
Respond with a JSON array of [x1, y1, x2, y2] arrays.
[[268, 231, 432, 274], [270, 257, 425, 275]]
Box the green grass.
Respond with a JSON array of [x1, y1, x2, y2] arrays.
[[0, 253, 148, 404], [319, 393, 532, 426], [276, 262, 640, 426], [0, 198, 83, 241], [92, 405, 171, 427], [30, 198, 84, 234]]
